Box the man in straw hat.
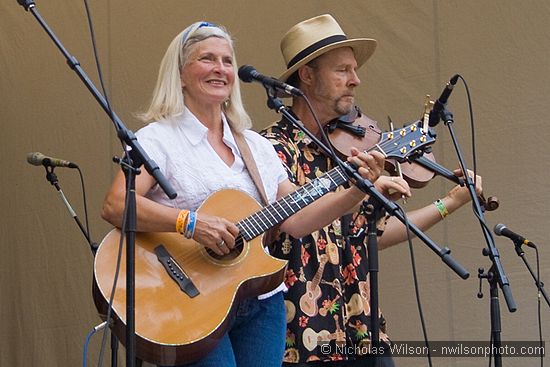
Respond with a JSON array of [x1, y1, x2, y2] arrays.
[[260, 14, 482, 366]]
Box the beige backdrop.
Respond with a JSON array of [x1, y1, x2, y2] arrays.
[[1, 1, 549, 366]]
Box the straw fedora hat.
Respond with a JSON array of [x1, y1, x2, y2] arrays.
[[278, 14, 377, 83]]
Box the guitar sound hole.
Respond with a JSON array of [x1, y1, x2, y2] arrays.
[[206, 236, 245, 261]]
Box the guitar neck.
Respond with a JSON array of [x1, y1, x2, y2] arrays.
[[235, 119, 436, 242], [237, 166, 348, 241]]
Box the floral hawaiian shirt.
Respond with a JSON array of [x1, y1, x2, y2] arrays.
[[261, 114, 391, 363]]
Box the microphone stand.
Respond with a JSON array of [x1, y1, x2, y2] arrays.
[[264, 91, 470, 364], [511, 242, 550, 308], [430, 103, 516, 367], [42, 165, 98, 254], [477, 257, 504, 366], [363, 196, 385, 364], [16, 2, 177, 366], [43, 164, 119, 366]]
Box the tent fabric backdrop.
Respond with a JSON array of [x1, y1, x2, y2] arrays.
[[1, 1, 549, 366]]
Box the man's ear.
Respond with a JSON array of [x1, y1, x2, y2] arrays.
[[297, 65, 314, 87]]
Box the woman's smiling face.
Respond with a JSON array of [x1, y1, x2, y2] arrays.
[[180, 37, 235, 109]]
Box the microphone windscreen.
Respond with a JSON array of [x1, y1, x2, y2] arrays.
[[493, 223, 506, 236], [27, 152, 44, 166], [238, 65, 256, 83]]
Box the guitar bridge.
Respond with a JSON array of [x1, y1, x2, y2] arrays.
[[154, 245, 199, 298]]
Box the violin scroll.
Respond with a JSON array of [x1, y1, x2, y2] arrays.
[[480, 194, 499, 212]]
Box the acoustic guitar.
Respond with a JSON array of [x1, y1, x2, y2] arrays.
[[92, 119, 435, 365]]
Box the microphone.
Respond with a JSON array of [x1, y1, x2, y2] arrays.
[[428, 74, 459, 127], [16, 0, 35, 11], [27, 152, 78, 168], [238, 65, 303, 96], [494, 223, 536, 248]]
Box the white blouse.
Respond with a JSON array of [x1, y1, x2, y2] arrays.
[[135, 107, 287, 209], [134, 107, 288, 298]]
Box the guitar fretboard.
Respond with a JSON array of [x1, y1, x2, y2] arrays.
[[237, 167, 348, 241], [235, 119, 434, 242]]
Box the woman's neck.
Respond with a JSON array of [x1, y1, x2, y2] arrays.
[[186, 100, 223, 131]]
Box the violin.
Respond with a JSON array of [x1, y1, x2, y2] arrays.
[[326, 105, 499, 211], [326, 105, 436, 188]]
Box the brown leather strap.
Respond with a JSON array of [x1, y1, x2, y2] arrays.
[[233, 131, 270, 206]]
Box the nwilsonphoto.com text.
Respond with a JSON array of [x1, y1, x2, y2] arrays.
[[320, 341, 545, 358]]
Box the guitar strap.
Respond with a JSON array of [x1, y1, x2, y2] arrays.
[[232, 130, 269, 206], [232, 128, 280, 247]]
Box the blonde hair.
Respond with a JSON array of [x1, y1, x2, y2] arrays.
[[140, 22, 251, 132]]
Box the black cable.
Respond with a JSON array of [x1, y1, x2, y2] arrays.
[[76, 166, 92, 245], [293, 93, 357, 190], [80, 2, 129, 364], [395, 204, 433, 367], [456, 75, 477, 191], [535, 247, 544, 367], [97, 164, 131, 367], [82, 0, 121, 150], [452, 76, 494, 240], [456, 75, 508, 367]]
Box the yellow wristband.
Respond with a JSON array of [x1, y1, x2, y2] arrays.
[[434, 199, 449, 219], [175, 210, 190, 234]]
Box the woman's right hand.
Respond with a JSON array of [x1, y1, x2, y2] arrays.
[[193, 213, 240, 256]]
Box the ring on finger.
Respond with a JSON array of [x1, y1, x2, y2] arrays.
[[217, 240, 225, 248]]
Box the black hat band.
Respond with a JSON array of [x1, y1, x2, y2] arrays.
[[287, 34, 348, 68]]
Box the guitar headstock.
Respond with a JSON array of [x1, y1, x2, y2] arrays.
[[375, 120, 436, 162]]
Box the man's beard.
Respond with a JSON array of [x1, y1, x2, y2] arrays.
[[334, 95, 355, 116]]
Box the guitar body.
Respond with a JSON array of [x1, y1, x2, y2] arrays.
[[299, 255, 328, 317], [93, 189, 288, 365], [299, 282, 322, 317], [358, 280, 370, 315], [302, 328, 331, 351], [344, 293, 364, 321], [326, 242, 339, 265], [302, 315, 345, 351]]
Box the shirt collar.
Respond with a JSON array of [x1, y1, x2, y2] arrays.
[[181, 107, 236, 148], [180, 107, 207, 146], [221, 116, 239, 153], [284, 110, 313, 146]]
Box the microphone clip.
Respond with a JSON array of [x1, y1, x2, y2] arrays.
[[428, 74, 459, 127]]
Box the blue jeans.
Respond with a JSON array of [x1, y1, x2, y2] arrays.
[[168, 292, 286, 367]]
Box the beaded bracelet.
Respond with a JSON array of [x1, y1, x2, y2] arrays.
[[175, 210, 190, 235], [184, 211, 197, 239], [434, 199, 449, 219]]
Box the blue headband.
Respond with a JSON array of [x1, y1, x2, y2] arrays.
[[181, 21, 218, 43]]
